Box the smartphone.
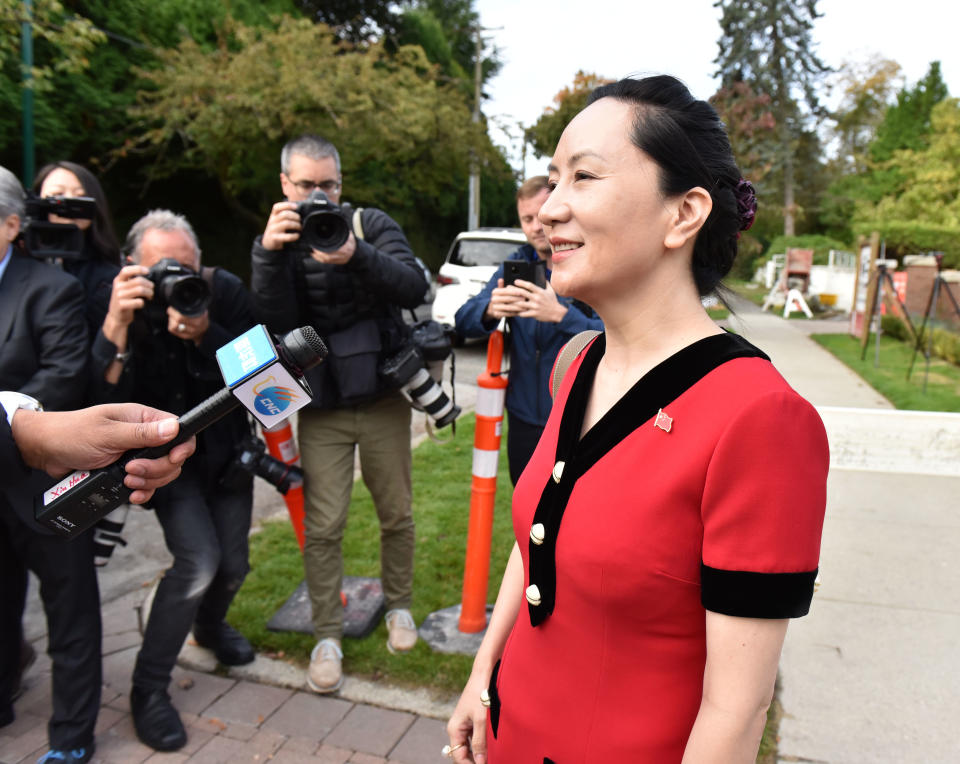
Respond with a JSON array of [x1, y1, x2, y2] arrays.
[[503, 259, 547, 288]]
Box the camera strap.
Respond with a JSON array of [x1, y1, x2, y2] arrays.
[[351, 207, 365, 241], [200, 266, 218, 311]]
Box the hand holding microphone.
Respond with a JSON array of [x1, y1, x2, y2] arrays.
[[35, 325, 327, 537]]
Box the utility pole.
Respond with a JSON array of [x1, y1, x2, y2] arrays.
[[21, 0, 35, 184], [467, 25, 503, 231], [467, 27, 482, 231]]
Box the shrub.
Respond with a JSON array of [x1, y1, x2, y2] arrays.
[[881, 315, 960, 366]]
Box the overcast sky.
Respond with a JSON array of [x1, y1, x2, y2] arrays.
[[475, 0, 960, 174]]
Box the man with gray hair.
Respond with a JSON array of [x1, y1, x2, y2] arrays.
[[252, 133, 428, 693], [98, 209, 256, 752], [0, 165, 97, 763]]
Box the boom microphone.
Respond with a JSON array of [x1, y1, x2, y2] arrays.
[[35, 325, 327, 538]]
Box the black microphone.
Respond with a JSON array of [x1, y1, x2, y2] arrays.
[[35, 325, 327, 538]]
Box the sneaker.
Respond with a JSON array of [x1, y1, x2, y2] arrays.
[[385, 608, 418, 654], [36, 744, 94, 763], [307, 638, 343, 694]]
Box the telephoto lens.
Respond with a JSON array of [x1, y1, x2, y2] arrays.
[[379, 344, 461, 428]]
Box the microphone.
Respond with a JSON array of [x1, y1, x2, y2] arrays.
[[35, 325, 327, 538]]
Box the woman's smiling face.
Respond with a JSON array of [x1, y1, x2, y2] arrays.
[[539, 97, 677, 306]]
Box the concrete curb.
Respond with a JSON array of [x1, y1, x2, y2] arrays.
[[176, 644, 458, 721]]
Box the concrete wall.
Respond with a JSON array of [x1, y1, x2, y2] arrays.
[[808, 266, 855, 311], [817, 406, 960, 476]]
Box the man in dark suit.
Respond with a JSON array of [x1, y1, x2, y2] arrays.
[[0, 165, 99, 764]]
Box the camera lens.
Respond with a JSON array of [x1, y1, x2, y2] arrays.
[[165, 275, 211, 317], [253, 453, 303, 493], [301, 208, 350, 252]]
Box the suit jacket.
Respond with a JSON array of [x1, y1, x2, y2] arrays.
[[0, 250, 89, 411], [0, 403, 54, 533]]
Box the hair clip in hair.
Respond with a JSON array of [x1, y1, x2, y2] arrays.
[[735, 178, 757, 233]]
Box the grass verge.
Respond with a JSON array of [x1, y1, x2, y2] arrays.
[[229, 415, 515, 694], [811, 333, 960, 412]]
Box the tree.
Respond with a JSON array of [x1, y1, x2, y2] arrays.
[[0, 0, 105, 177], [0, 0, 104, 88], [852, 98, 960, 265], [128, 15, 499, 269], [714, 0, 829, 235], [829, 56, 902, 174], [870, 60, 948, 162], [820, 60, 948, 241], [525, 71, 612, 159]]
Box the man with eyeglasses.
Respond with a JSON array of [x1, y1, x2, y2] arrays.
[[251, 134, 429, 694]]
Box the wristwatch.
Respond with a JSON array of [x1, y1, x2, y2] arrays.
[[0, 391, 43, 428], [114, 348, 131, 364]]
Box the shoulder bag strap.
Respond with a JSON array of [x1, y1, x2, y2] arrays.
[[550, 330, 601, 399]]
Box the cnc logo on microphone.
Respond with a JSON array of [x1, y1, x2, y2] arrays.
[[253, 377, 301, 417]]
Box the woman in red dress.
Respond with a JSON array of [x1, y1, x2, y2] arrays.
[[445, 75, 828, 763]]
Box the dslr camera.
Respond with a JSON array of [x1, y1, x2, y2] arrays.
[[220, 434, 304, 494], [295, 189, 351, 252], [379, 320, 460, 429], [146, 258, 211, 317], [21, 194, 96, 260]]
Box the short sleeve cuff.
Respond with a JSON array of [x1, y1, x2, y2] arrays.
[[701, 563, 818, 618]]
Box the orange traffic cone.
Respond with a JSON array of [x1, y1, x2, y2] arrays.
[[458, 328, 509, 633]]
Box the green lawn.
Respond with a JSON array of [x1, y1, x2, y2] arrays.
[[811, 333, 960, 412], [229, 415, 516, 694]]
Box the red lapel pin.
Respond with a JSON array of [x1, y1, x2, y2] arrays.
[[654, 408, 673, 433]]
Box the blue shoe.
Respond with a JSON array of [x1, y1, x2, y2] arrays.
[[36, 744, 94, 763]]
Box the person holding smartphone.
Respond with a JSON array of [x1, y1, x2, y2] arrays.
[[455, 176, 603, 484]]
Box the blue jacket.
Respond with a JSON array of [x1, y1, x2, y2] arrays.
[[455, 244, 603, 427]]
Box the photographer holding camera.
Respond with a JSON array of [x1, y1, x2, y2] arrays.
[[99, 210, 257, 752], [251, 134, 429, 693], [456, 176, 603, 485]]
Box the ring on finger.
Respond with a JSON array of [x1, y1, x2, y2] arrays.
[[441, 743, 465, 757], [177, 322, 186, 332]]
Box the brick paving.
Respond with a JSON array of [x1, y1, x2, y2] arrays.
[[3, 588, 452, 764], [1, 657, 451, 764]]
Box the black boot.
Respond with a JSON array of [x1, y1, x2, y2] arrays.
[[193, 621, 255, 666], [130, 686, 186, 752]]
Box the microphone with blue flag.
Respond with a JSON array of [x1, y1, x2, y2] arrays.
[[35, 325, 327, 538]]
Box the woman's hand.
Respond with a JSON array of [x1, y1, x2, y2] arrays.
[[446, 669, 492, 763]]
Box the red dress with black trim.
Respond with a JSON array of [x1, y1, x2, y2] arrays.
[[484, 332, 829, 763]]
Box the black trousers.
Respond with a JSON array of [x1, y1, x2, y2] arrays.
[[0, 509, 101, 750], [132, 476, 253, 691], [506, 413, 545, 487]]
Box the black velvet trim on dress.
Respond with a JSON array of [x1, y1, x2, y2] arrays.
[[701, 564, 818, 618], [488, 658, 501, 738], [526, 332, 769, 627]]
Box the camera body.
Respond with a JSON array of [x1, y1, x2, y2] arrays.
[[146, 257, 211, 317], [21, 194, 96, 261], [220, 434, 303, 494], [379, 320, 460, 428], [295, 189, 351, 253]]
